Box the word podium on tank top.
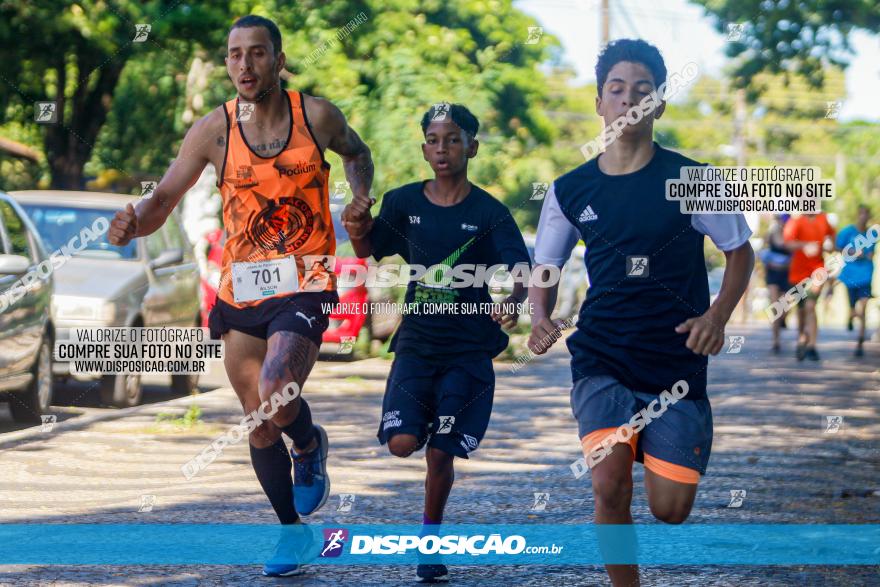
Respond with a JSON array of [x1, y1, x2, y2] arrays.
[[217, 90, 337, 308]]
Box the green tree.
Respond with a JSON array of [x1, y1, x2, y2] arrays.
[[0, 1, 229, 188], [690, 0, 879, 88]]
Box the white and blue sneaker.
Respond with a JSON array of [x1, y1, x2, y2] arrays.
[[292, 424, 330, 515], [262, 523, 317, 577]]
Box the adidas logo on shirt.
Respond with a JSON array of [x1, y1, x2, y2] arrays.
[[578, 205, 598, 222]]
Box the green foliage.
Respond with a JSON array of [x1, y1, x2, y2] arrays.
[[155, 403, 203, 428], [690, 0, 880, 88]]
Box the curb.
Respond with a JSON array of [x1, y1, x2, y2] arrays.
[[0, 387, 230, 450]]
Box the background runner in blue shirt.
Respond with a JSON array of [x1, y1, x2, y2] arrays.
[[836, 204, 875, 356]]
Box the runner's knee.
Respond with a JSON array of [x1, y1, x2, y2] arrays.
[[591, 461, 633, 511], [426, 447, 454, 471], [388, 434, 419, 457], [649, 501, 692, 525]]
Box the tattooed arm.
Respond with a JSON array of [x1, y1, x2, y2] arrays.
[[302, 95, 375, 252]]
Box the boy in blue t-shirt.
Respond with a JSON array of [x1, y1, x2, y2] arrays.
[[836, 204, 875, 356]]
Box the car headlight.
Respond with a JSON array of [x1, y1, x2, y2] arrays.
[[53, 296, 117, 322]]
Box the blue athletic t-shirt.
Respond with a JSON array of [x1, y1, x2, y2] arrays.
[[534, 143, 751, 400], [369, 181, 530, 362], [836, 224, 875, 287]]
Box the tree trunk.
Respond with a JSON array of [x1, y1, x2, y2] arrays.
[[46, 58, 125, 190]]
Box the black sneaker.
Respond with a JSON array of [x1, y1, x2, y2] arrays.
[[805, 347, 820, 361], [417, 564, 449, 583], [796, 344, 807, 361], [854, 345, 864, 357]]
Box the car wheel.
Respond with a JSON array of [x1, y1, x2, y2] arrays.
[[9, 339, 53, 423], [170, 373, 200, 396], [100, 372, 142, 408]]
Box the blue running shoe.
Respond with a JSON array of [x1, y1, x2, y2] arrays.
[[292, 424, 330, 515], [262, 523, 317, 577]]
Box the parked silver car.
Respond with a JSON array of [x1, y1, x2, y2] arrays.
[[0, 192, 54, 421], [13, 191, 201, 408]]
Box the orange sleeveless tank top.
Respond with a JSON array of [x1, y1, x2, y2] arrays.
[[217, 90, 336, 308]]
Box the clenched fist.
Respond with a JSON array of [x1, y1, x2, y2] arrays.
[[341, 200, 373, 240], [528, 316, 569, 355], [108, 203, 138, 246]]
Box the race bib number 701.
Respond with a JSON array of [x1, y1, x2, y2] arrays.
[[232, 256, 298, 303]]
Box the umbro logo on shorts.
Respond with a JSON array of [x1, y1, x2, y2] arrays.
[[460, 433, 479, 452], [578, 205, 598, 222]]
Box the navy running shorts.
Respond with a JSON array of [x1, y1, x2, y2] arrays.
[[377, 353, 495, 459]]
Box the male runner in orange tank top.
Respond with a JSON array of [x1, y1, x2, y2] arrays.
[[108, 15, 374, 577]]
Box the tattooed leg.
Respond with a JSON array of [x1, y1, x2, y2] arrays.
[[261, 331, 319, 451]]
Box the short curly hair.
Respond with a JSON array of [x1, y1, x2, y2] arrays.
[[595, 39, 666, 98], [420, 103, 480, 140]]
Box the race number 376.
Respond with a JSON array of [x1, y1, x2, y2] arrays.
[[231, 256, 298, 303]]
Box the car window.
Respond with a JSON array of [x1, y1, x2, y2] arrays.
[[163, 213, 185, 252], [21, 204, 137, 260], [0, 201, 33, 260], [145, 230, 167, 260]]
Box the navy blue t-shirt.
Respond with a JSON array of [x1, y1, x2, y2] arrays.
[[370, 181, 530, 362], [534, 144, 751, 400]]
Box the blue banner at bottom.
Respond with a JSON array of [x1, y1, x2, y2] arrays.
[[0, 524, 878, 565]]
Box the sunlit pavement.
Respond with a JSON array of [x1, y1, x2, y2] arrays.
[[0, 324, 877, 585]]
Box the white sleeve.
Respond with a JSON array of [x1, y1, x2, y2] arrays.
[[691, 212, 752, 251], [535, 182, 581, 266]]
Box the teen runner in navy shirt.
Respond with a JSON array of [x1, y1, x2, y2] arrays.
[[345, 103, 530, 584], [528, 39, 754, 587]]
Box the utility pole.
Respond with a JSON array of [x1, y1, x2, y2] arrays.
[[601, 0, 610, 47]]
